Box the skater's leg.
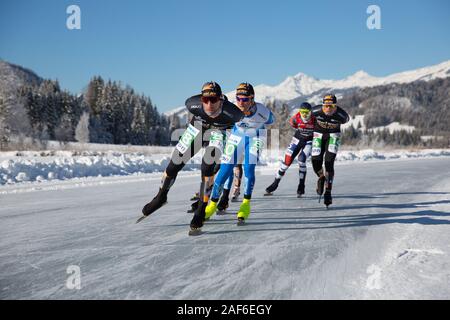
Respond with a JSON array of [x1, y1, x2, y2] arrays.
[[224, 170, 234, 191], [237, 135, 262, 221], [323, 133, 340, 206], [323, 150, 336, 206], [277, 136, 302, 179], [190, 175, 214, 228], [217, 172, 233, 211], [236, 162, 255, 221], [311, 152, 324, 177], [210, 164, 235, 202], [265, 135, 302, 194], [324, 151, 336, 191], [311, 152, 326, 195], [216, 131, 245, 202], [311, 133, 327, 195], [142, 131, 202, 216], [242, 163, 256, 200], [297, 141, 312, 195], [203, 133, 244, 219], [190, 145, 223, 228], [231, 164, 243, 200]]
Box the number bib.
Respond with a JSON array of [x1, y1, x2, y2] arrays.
[[328, 132, 341, 154], [208, 130, 224, 151], [286, 137, 300, 156], [221, 134, 242, 164], [176, 124, 200, 154], [312, 132, 323, 156], [250, 137, 265, 156]]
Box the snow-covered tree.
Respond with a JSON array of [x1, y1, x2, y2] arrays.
[[75, 111, 90, 143]]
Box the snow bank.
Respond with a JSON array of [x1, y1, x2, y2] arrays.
[[1, 148, 449, 185], [369, 122, 416, 134], [336, 149, 450, 161], [0, 150, 201, 185]]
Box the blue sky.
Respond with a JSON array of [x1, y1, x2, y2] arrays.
[[1, 0, 449, 111]]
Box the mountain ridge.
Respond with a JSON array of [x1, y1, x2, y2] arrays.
[[165, 59, 450, 119]]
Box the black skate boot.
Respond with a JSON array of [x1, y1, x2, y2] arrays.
[[316, 175, 325, 196], [142, 188, 168, 216], [187, 199, 199, 213], [323, 173, 333, 208], [324, 190, 332, 208], [297, 181, 305, 197], [217, 189, 230, 214], [137, 174, 174, 223], [189, 202, 207, 236], [265, 178, 281, 196]]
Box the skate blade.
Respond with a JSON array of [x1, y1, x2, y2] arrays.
[[137, 202, 167, 223], [236, 219, 246, 226], [297, 194, 303, 198], [231, 198, 239, 202], [217, 210, 227, 215], [264, 192, 273, 196], [136, 215, 149, 224], [188, 228, 203, 236]]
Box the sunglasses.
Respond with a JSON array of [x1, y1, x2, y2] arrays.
[[299, 109, 311, 115], [201, 96, 220, 104], [236, 96, 251, 102]]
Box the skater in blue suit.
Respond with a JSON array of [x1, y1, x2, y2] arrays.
[[205, 82, 274, 225]]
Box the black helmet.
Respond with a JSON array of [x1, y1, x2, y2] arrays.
[[201, 81, 222, 97], [236, 82, 255, 96], [323, 94, 337, 105], [299, 102, 312, 110]]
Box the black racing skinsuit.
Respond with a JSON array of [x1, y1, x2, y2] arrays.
[[311, 105, 350, 191]]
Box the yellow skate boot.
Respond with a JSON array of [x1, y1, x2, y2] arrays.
[[236, 198, 251, 225], [205, 200, 218, 220]]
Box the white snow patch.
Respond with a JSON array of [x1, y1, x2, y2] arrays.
[[341, 115, 366, 131], [369, 122, 416, 134], [1, 148, 450, 186], [366, 265, 383, 290], [342, 116, 415, 134], [0, 149, 200, 185]]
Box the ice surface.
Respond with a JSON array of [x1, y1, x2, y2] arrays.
[[1, 158, 449, 299]]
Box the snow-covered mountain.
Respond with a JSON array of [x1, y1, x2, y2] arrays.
[[257, 60, 450, 103], [0, 60, 43, 108], [0, 60, 43, 94], [166, 60, 450, 119]]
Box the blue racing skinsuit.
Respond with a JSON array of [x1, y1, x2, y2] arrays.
[[209, 102, 275, 201]]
